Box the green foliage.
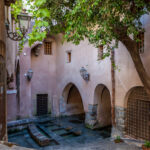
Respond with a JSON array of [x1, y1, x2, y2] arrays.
[[12, 0, 150, 53], [144, 141, 150, 148], [116, 136, 121, 141], [11, 0, 22, 20]]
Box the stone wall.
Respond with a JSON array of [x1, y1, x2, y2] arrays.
[[112, 106, 126, 138], [85, 104, 98, 129]]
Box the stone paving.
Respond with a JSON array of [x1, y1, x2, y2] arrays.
[[0, 139, 141, 150], [43, 139, 141, 150], [7, 115, 141, 150]]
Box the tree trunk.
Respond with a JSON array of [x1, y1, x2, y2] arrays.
[[0, 0, 7, 141], [120, 35, 150, 97]]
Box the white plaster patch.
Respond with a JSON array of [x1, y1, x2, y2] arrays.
[[7, 90, 17, 94]]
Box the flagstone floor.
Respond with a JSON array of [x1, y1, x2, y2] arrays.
[[7, 115, 141, 150]]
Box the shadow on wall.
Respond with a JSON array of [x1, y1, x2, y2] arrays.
[[94, 84, 112, 128], [60, 83, 85, 116]]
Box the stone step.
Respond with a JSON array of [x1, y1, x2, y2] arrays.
[[28, 124, 51, 147]]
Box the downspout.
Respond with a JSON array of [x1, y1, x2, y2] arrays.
[[111, 48, 116, 126]]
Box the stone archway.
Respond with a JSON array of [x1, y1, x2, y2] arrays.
[[94, 84, 112, 128], [60, 83, 84, 116], [125, 86, 150, 140], [16, 61, 20, 118]]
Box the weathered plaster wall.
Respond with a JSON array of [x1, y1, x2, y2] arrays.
[[7, 14, 150, 141], [115, 15, 150, 108], [113, 15, 150, 137], [19, 44, 32, 119], [31, 39, 57, 115], [54, 35, 112, 116], [7, 93, 17, 121]]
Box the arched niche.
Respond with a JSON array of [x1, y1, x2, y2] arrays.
[[61, 83, 85, 116], [94, 84, 112, 127]]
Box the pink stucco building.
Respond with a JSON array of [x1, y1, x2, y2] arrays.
[[6, 12, 150, 141]]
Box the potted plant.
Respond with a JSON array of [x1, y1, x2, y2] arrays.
[[114, 136, 124, 143], [142, 141, 150, 150]]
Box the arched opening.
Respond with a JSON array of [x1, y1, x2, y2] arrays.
[[125, 86, 150, 140], [62, 83, 85, 116], [94, 84, 112, 128], [16, 61, 20, 118]]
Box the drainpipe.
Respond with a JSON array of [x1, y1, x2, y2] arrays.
[[0, 0, 7, 141], [111, 48, 116, 127]]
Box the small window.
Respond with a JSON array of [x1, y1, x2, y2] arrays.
[[44, 42, 52, 55], [66, 51, 71, 63], [97, 45, 103, 60], [137, 32, 144, 54]]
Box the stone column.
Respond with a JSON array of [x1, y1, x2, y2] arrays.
[[85, 104, 98, 129], [0, 0, 7, 141], [52, 95, 60, 117], [111, 106, 126, 138], [59, 96, 66, 116]]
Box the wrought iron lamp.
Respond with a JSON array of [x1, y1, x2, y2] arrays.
[[24, 69, 33, 81], [5, 12, 31, 41]]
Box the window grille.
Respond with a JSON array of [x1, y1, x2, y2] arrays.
[[37, 94, 48, 116], [44, 42, 52, 55], [126, 87, 150, 140]]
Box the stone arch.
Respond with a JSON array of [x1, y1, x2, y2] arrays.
[[31, 43, 42, 57], [16, 60, 20, 117], [60, 83, 85, 116], [94, 84, 112, 127], [125, 86, 150, 140]]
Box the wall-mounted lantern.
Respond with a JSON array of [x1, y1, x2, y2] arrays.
[[5, 11, 31, 41], [24, 69, 33, 81], [80, 67, 90, 81]]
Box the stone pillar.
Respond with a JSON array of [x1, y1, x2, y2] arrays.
[[85, 104, 98, 129], [0, 0, 7, 141], [59, 96, 66, 116], [52, 95, 60, 117], [111, 106, 126, 138]]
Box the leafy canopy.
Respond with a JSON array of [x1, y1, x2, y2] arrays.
[[12, 0, 150, 53]]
